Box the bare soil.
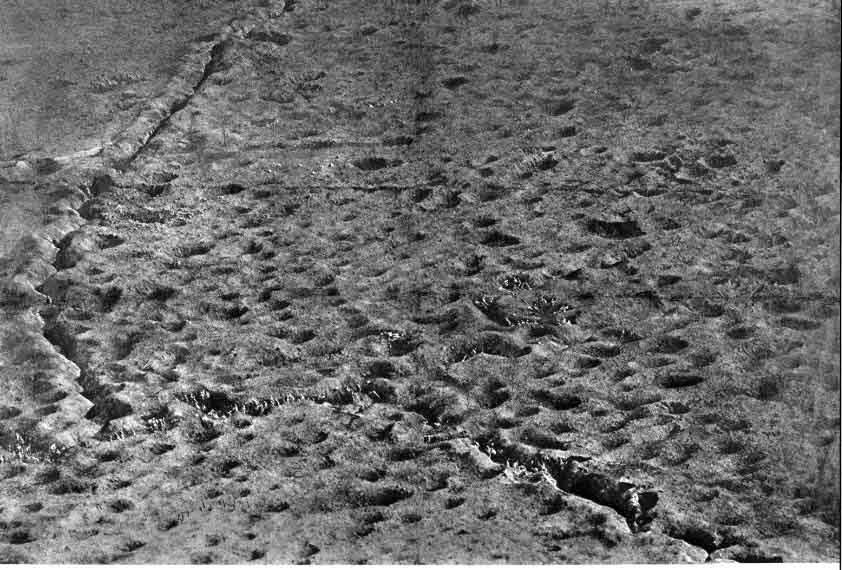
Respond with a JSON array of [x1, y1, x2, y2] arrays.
[[0, 0, 839, 563]]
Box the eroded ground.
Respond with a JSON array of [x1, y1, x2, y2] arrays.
[[0, 0, 839, 563]]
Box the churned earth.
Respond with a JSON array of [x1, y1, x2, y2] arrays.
[[0, 0, 839, 563]]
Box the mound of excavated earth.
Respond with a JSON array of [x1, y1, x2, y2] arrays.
[[0, 0, 839, 563]]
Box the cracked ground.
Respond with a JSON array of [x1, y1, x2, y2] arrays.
[[0, 0, 840, 563]]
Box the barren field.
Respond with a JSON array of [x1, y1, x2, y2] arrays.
[[0, 0, 840, 563]]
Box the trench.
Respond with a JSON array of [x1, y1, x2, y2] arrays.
[[473, 432, 659, 533], [118, 39, 231, 169]]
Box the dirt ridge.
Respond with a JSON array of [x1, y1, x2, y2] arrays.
[[104, 1, 288, 170], [0, 173, 99, 447]]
